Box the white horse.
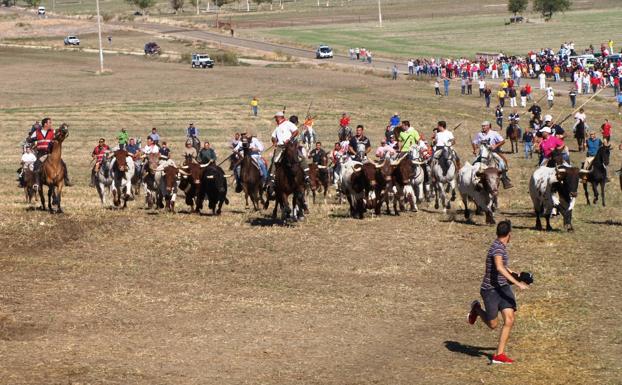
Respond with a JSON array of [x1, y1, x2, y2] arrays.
[[95, 153, 114, 208], [409, 146, 430, 210], [431, 147, 457, 213]]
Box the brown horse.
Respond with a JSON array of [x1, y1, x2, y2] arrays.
[[506, 123, 520, 154], [36, 124, 68, 213], [271, 141, 307, 221], [239, 139, 265, 211], [22, 165, 38, 204]]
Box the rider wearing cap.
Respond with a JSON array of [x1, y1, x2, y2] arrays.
[[472, 121, 513, 189], [269, 111, 309, 181]]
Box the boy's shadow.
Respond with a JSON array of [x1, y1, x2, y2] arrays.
[[444, 340, 496, 359]]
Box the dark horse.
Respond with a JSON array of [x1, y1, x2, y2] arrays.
[[583, 144, 610, 206], [240, 138, 265, 211], [36, 124, 68, 213], [506, 122, 520, 154], [271, 141, 307, 221]]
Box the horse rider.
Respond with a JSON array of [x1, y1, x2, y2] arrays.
[[472, 121, 513, 189], [17, 144, 37, 187], [338, 112, 352, 141], [117, 127, 129, 150], [528, 102, 542, 121], [29, 117, 72, 187], [142, 136, 160, 156], [582, 131, 602, 171], [126, 137, 139, 155], [349, 124, 371, 161], [198, 141, 217, 165], [233, 130, 268, 189], [375, 138, 397, 160], [301, 116, 318, 151], [148, 127, 160, 145], [90, 137, 110, 187], [432, 121, 461, 170], [269, 111, 310, 182], [308, 141, 327, 166], [183, 140, 198, 163], [397, 120, 420, 155], [186, 122, 199, 140], [507, 110, 521, 140]]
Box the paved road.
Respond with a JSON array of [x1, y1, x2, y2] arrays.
[[130, 21, 409, 72]]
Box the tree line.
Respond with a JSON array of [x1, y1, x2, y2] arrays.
[[508, 0, 572, 20]]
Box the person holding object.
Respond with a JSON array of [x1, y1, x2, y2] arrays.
[[467, 220, 529, 365]]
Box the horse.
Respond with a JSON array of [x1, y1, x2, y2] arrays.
[[431, 147, 456, 213], [188, 136, 201, 154], [21, 163, 38, 204], [506, 122, 520, 154], [409, 146, 430, 208], [307, 154, 329, 204], [582, 144, 610, 206], [95, 152, 114, 207], [110, 149, 135, 209], [239, 139, 265, 211], [574, 120, 586, 152], [36, 124, 68, 213], [271, 141, 307, 222]]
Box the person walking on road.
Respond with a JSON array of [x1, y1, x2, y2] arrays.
[[467, 220, 529, 365], [392, 65, 399, 80]]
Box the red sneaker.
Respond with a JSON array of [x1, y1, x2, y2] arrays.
[[467, 300, 481, 325], [491, 353, 514, 364]]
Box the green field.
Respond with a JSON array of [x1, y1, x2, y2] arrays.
[[251, 8, 622, 59]]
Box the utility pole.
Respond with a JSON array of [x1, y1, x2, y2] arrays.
[[95, 0, 104, 72], [377, 0, 382, 27], [196, 0, 200, 15]]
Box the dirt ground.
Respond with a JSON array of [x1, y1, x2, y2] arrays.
[[1, 47, 621, 384]]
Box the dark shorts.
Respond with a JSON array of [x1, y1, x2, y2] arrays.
[[480, 285, 516, 321]]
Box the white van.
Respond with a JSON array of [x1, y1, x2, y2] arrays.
[[37, 6, 46, 15]]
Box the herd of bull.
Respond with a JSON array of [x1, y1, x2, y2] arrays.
[[20, 129, 617, 231]]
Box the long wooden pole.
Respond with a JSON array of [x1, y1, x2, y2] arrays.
[[553, 85, 608, 125]]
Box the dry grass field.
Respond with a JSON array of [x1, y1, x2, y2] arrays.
[[1, 46, 621, 384]]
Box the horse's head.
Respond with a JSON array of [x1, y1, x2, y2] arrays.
[[599, 145, 611, 166], [55, 123, 69, 142], [146, 153, 159, 172], [114, 150, 129, 172], [479, 141, 492, 160], [284, 140, 299, 163]]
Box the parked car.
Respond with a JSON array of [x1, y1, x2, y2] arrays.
[[144, 42, 161, 56], [316, 45, 333, 59], [37, 6, 46, 15], [64, 36, 80, 46], [191, 53, 214, 68]]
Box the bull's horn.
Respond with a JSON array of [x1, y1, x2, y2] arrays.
[[578, 169, 589, 174], [317, 165, 327, 169], [353, 164, 362, 171], [206, 175, 215, 179], [375, 163, 383, 169], [224, 174, 233, 178], [411, 160, 426, 165], [178, 169, 190, 176], [181, 165, 189, 169], [200, 163, 210, 168]]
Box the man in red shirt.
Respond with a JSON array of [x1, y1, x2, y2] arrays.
[[601, 119, 612, 142], [91, 138, 110, 187], [525, 83, 532, 101]]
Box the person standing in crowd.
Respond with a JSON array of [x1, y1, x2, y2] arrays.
[[484, 86, 492, 108], [434, 79, 441, 96], [443, 77, 450, 96], [522, 126, 534, 159], [601, 119, 612, 142], [569, 88, 577, 108], [546, 85, 555, 109]]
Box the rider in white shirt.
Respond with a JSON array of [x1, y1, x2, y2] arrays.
[[432, 121, 460, 168], [472, 121, 512, 188], [269, 112, 309, 181]]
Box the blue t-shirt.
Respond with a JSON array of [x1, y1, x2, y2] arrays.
[[390, 115, 400, 127], [586, 138, 602, 157], [617, 94, 622, 103]]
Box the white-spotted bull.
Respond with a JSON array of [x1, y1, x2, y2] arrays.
[[156, 165, 179, 212], [457, 162, 501, 224], [110, 149, 135, 209], [529, 166, 584, 232]]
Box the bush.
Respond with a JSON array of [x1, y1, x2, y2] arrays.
[[180, 52, 192, 64], [101, 13, 114, 22], [212, 51, 238, 66]]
